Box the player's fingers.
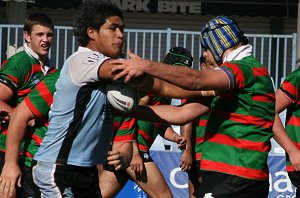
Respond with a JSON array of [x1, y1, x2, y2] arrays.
[[139, 165, 144, 173], [181, 165, 187, 171], [3, 181, 11, 198], [0, 178, 3, 195], [17, 176, 22, 188], [133, 165, 138, 172], [8, 184, 16, 198], [127, 50, 140, 59], [124, 72, 134, 83], [114, 164, 122, 171], [107, 151, 120, 161], [186, 165, 192, 171], [114, 70, 128, 81], [179, 162, 183, 168]]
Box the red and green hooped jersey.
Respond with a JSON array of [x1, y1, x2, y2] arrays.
[[113, 94, 171, 152], [24, 69, 60, 167], [113, 116, 136, 143], [135, 94, 171, 152], [0, 50, 54, 154], [279, 68, 300, 172], [201, 55, 275, 180], [193, 113, 209, 162], [181, 99, 209, 162]]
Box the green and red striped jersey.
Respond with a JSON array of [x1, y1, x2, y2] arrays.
[[279, 68, 300, 172], [181, 98, 209, 162], [23, 69, 60, 167], [201, 56, 275, 180], [0, 51, 54, 154], [193, 113, 209, 162], [113, 116, 136, 142], [113, 94, 171, 152], [135, 94, 171, 152]]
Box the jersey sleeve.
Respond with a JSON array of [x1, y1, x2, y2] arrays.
[[280, 69, 300, 104], [69, 51, 110, 85], [0, 52, 38, 93], [220, 61, 254, 90]]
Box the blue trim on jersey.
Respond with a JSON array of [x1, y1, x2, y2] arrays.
[[220, 67, 234, 89]]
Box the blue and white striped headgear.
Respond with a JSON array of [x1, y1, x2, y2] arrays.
[[200, 16, 242, 63]]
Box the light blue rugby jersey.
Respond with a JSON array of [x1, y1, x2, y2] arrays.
[[34, 47, 114, 167]]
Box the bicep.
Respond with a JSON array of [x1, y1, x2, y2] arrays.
[[0, 82, 14, 102], [198, 69, 230, 91], [275, 89, 292, 113]]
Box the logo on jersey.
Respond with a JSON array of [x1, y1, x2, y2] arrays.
[[63, 187, 74, 198], [143, 153, 149, 160], [83, 53, 104, 65], [31, 75, 40, 86]]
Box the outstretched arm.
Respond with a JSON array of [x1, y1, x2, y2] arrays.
[[110, 50, 229, 92], [131, 98, 211, 125]]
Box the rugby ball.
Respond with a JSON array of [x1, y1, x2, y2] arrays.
[[106, 82, 140, 112]]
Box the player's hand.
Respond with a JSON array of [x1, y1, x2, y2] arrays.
[[288, 149, 300, 171], [110, 50, 152, 83], [180, 150, 193, 172], [107, 150, 123, 171], [0, 162, 21, 198], [130, 152, 144, 174], [172, 134, 187, 150]]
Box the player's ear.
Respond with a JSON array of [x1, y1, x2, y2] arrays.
[[24, 31, 31, 43], [87, 27, 96, 40]]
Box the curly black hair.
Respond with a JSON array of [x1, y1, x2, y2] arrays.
[[73, 1, 123, 47]]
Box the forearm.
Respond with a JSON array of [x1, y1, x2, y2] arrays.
[[132, 100, 210, 125], [145, 61, 203, 90], [5, 114, 28, 164], [5, 103, 34, 164], [112, 141, 134, 166], [273, 113, 298, 154], [162, 127, 179, 142], [180, 122, 193, 151]]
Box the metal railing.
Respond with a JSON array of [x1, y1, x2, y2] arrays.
[[0, 25, 297, 89]]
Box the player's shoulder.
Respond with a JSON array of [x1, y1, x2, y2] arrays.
[[3, 51, 30, 66], [69, 47, 106, 67]]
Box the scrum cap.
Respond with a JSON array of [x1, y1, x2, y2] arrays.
[[200, 16, 242, 63]]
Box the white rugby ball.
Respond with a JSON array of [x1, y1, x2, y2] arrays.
[[106, 82, 139, 112]]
